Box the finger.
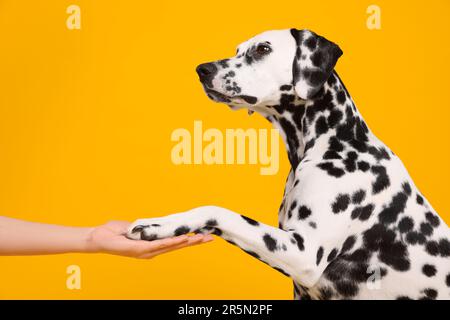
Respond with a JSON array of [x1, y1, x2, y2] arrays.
[[123, 235, 190, 254], [148, 235, 191, 247], [139, 233, 214, 248], [138, 234, 214, 259], [123, 234, 212, 256], [200, 234, 214, 242], [136, 234, 202, 252]]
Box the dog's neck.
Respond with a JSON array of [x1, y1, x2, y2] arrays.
[[264, 71, 371, 170]]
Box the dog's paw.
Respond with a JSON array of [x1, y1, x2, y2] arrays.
[[126, 218, 194, 241]]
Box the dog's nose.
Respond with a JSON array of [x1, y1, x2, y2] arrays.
[[196, 63, 217, 84]]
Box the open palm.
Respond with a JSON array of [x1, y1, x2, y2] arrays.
[[87, 221, 213, 259]]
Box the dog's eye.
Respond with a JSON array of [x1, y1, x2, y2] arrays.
[[255, 44, 271, 56]]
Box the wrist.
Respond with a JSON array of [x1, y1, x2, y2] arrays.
[[81, 227, 100, 253]]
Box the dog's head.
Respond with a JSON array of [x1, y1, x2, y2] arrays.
[[196, 29, 342, 112]]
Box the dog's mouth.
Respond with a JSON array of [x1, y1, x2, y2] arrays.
[[205, 88, 232, 103], [204, 88, 258, 106]]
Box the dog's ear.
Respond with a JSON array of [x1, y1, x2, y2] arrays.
[[290, 29, 343, 100]]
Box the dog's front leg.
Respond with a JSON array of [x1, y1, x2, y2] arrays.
[[127, 206, 322, 287]]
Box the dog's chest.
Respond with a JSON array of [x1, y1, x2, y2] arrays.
[[277, 155, 450, 300]]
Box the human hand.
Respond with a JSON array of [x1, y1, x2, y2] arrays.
[[85, 220, 213, 259]]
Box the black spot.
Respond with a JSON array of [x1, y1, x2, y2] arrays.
[[292, 233, 305, 251], [378, 240, 410, 271], [141, 233, 158, 241], [341, 236, 356, 253], [336, 122, 354, 141], [327, 110, 343, 128], [422, 264, 437, 277], [332, 194, 350, 214], [245, 53, 254, 65], [420, 222, 433, 236], [349, 139, 368, 153], [439, 238, 450, 257], [217, 59, 229, 68], [336, 90, 346, 104], [174, 226, 190, 236], [205, 219, 218, 227], [304, 139, 315, 152], [352, 189, 366, 204], [425, 211, 440, 227], [298, 205, 312, 220], [355, 119, 368, 142], [241, 215, 259, 226], [422, 288, 437, 300], [311, 50, 323, 67], [347, 248, 370, 262], [425, 241, 439, 256], [368, 146, 391, 161], [397, 296, 412, 300], [398, 217, 414, 233], [364, 224, 393, 251], [358, 204, 374, 221], [351, 207, 362, 220], [263, 234, 277, 252], [406, 231, 426, 245], [357, 161, 370, 172], [446, 274, 450, 287], [319, 287, 334, 300], [315, 116, 329, 136], [327, 248, 338, 262], [371, 165, 391, 194], [328, 137, 344, 152], [309, 222, 317, 229], [416, 194, 424, 205], [288, 200, 297, 219], [378, 190, 408, 224], [280, 84, 292, 91], [304, 36, 317, 50], [238, 95, 257, 104], [402, 182, 412, 196], [323, 150, 342, 160], [279, 118, 301, 169], [343, 151, 358, 172], [327, 73, 337, 85], [317, 162, 345, 178], [335, 281, 358, 298], [316, 246, 324, 265], [363, 224, 410, 271]]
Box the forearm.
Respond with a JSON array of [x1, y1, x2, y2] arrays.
[[128, 206, 320, 284], [0, 216, 94, 255]]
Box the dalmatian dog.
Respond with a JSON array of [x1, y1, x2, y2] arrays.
[[127, 29, 450, 299]]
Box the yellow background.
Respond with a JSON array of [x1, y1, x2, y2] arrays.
[[0, 0, 449, 299]]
